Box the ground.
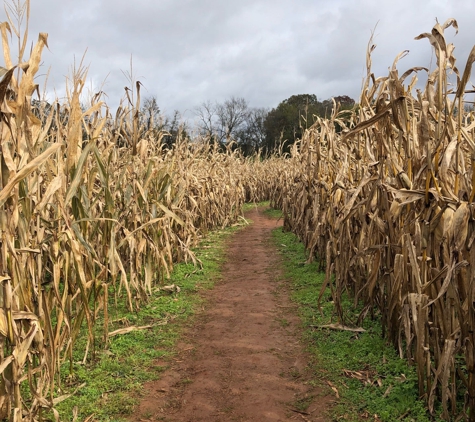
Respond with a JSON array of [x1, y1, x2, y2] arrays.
[[130, 206, 332, 422]]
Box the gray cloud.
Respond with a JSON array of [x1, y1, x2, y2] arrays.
[[5, 0, 475, 116]]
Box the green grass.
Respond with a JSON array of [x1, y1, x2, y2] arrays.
[[263, 206, 283, 220], [50, 222, 244, 422], [243, 200, 283, 220], [242, 200, 268, 211], [271, 225, 443, 422]]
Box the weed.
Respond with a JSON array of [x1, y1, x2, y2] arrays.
[[289, 367, 301, 379], [278, 318, 290, 327], [293, 394, 314, 411]]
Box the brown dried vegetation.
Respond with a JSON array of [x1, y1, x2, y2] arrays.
[[270, 19, 475, 422], [1, 4, 474, 421], [0, 4, 275, 420]]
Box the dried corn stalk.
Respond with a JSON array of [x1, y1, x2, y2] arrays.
[[0, 2, 278, 419], [271, 20, 475, 421]]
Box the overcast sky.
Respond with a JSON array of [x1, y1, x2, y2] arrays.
[[6, 0, 475, 118]]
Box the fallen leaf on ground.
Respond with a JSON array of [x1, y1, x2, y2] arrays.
[[109, 325, 153, 337]]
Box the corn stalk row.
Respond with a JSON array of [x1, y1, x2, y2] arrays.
[[0, 17, 278, 421], [270, 20, 475, 421]]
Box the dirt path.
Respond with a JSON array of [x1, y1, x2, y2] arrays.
[[131, 207, 330, 421]]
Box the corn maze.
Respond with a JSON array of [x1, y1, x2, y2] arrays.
[[0, 4, 474, 421]]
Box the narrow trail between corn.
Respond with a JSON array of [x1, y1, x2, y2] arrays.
[[131, 207, 330, 421]]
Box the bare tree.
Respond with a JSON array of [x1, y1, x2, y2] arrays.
[[142, 96, 161, 131], [215, 96, 249, 142], [194, 100, 216, 140], [195, 97, 251, 143]]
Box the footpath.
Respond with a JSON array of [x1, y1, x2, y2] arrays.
[[131, 207, 330, 421]]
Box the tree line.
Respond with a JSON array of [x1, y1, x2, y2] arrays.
[[141, 93, 355, 154], [33, 93, 356, 155], [193, 93, 355, 154]]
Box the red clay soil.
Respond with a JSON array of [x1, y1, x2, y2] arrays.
[[130, 207, 332, 421]]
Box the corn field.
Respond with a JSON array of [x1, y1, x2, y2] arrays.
[[0, 5, 277, 420], [270, 19, 475, 421], [0, 2, 474, 420]]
